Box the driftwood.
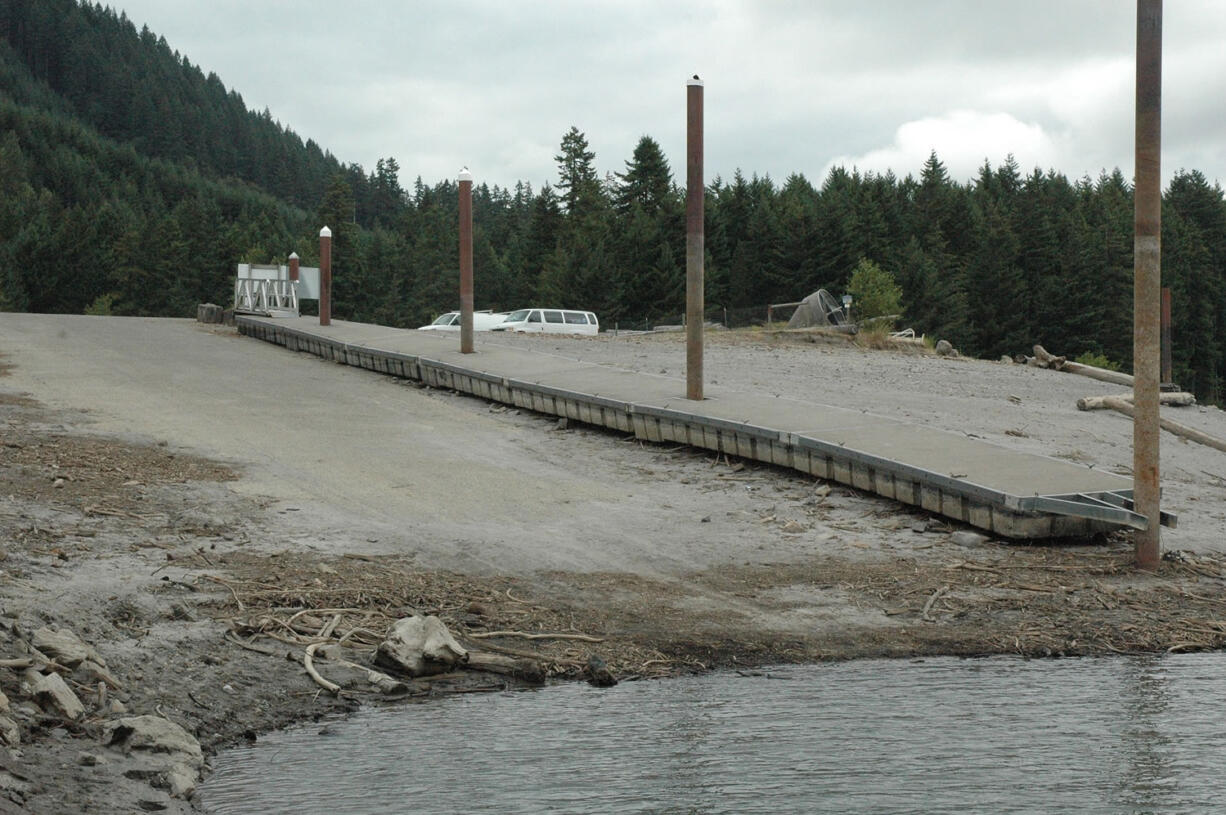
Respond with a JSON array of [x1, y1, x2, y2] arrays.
[[225, 632, 408, 696], [303, 643, 341, 695], [1077, 392, 1196, 411], [465, 630, 604, 643], [312, 646, 410, 695], [1095, 396, 1226, 453], [1032, 345, 1136, 387], [78, 658, 124, 690], [466, 651, 546, 684]]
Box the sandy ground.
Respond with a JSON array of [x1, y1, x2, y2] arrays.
[[2, 314, 1226, 813]]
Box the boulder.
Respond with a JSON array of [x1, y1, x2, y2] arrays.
[[104, 715, 204, 798], [32, 627, 105, 669], [375, 615, 468, 677]]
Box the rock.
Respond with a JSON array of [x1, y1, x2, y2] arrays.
[[951, 530, 990, 547], [999, 355, 1013, 364], [781, 520, 806, 534], [586, 655, 618, 688], [109, 699, 128, 715], [78, 751, 100, 766], [0, 767, 30, 795], [554, 417, 569, 431], [77, 658, 124, 690], [0, 714, 19, 747], [375, 615, 468, 677], [814, 484, 832, 498], [935, 339, 958, 357], [22, 668, 84, 720], [196, 303, 224, 324], [0, 688, 8, 714], [32, 626, 105, 669], [104, 715, 204, 798], [911, 521, 929, 533], [168, 602, 197, 622]]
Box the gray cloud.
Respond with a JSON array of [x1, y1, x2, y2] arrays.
[[114, 1, 1226, 190]]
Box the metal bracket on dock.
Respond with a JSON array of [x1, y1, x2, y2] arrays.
[[1025, 491, 1177, 531]]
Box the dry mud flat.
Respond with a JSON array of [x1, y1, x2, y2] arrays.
[[2, 318, 1226, 813]]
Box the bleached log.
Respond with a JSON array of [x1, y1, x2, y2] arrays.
[[1033, 344, 1135, 387], [375, 616, 468, 677], [1077, 392, 1196, 411], [303, 643, 340, 695], [1032, 345, 1066, 369], [1098, 396, 1226, 453], [313, 647, 410, 695], [466, 650, 546, 684], [78, 659, 124, 690], [1061, 361, 1136, 388]]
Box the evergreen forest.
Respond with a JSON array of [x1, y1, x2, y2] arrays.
[[3, 1, 1226, 402]]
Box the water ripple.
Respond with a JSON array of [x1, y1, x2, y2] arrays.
[[200, 654, 1226, 815]]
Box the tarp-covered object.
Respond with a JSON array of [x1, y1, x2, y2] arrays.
[[786, 289, 847, 329]]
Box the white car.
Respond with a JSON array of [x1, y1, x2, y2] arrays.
[[489, 308, 599, 335], [417, 311, 508, 331]]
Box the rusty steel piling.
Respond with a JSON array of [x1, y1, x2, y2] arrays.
[[459, 168, 474, 354], [686, 76, 705, 401], [1133, 0, 1163, 568], [319, 227, 332, 326], [1161, 287, 1173, 386]]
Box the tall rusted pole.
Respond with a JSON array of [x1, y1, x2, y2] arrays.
[[1133, 0, 1162, 569], [1160, 287, 1173, 385], [288, 251, 299, 282], [686, 76, 704, 401], [319, 226, 332, 327], [458, 167, 474, 354]]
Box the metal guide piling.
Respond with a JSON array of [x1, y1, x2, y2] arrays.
[[686, 76, 705, 401], [319, 227, 332, 326], [1133, 0, 1163, 568], [459, 167, 474, 354]]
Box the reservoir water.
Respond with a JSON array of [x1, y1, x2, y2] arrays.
[[199, 654, 1226, 814]]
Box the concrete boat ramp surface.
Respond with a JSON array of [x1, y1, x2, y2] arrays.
[[240, 315, 1163, 538]]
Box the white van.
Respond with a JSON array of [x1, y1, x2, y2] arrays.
[[418, 311, 508, 331], [489, 308, 599, 335]]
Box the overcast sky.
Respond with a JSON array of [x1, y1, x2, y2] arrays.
[[111, 1, 1226, 192]]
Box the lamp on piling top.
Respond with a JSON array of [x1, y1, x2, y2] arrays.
[[842, 293, 853, 323]]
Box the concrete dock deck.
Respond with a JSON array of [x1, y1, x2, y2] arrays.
[[237, 316, 1172, 538]]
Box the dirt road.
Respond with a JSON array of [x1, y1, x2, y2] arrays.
[[3, 314, 1226, 813]]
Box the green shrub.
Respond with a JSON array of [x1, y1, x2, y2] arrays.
[[84, 293, 117, 316], [846, 258, 903, 325], [1074, 351, 1121, 371]]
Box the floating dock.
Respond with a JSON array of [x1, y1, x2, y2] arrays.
[[237, 316, 1174, 539]]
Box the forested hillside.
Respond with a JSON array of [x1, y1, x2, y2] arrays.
[[2, 1, 1225, 402]]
